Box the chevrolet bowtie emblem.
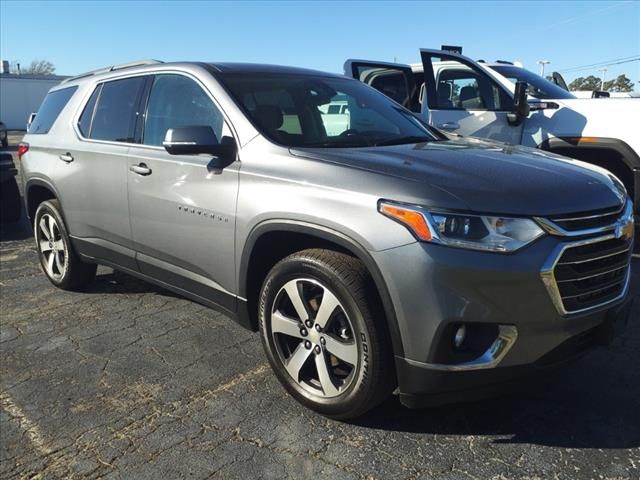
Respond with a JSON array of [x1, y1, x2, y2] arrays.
[[615, 219, 634, 240]]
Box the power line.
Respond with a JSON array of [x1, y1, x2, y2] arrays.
[[557, 56, 640, 73], [557, 55, 639, 72]]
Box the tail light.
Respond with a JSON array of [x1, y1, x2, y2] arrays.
[[17, 143, 29, 160]]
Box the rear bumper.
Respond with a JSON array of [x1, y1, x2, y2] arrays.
[[395, 296, 632, 408]]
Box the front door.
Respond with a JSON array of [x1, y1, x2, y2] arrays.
[[419, 49, 524, 144], [127, 73, 240, 312]]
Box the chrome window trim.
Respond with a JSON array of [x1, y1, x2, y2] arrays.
[[540, 233, 632, 316], [70, 68, 240, 151]]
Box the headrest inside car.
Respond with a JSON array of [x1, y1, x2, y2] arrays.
[[253, 105, 284, 130]]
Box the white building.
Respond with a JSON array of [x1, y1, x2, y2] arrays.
[[0, 73, 69, 130]]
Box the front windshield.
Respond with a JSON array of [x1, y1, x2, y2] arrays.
[[490, 65, 576, 100], [218, 72, 441, 148]]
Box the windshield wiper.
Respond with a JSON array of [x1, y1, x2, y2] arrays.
[[374, 135, 432, 147]]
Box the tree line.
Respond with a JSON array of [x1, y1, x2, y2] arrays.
[[7, 60, 56, 75], [566, 74, 634, 92]]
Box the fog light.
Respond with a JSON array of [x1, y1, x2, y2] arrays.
[[453, 325, 466, 349]]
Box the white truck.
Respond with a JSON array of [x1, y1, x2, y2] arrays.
[[344, 49, 640, 226]]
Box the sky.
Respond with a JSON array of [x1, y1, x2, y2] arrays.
[[1, 0, 639, 87]]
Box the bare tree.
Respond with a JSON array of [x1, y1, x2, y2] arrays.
[[10, 60, 56, 75]]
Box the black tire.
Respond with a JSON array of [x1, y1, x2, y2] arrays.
[[0, 177, 22, 224], [34, 199, 97, 290], [259, 248, 394, 420]]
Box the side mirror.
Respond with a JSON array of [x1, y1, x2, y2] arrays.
[[551, 72, 569, 91], [507, 81, 530, 126], [163, 126, 237, 169], [26, 112, 36, 132]]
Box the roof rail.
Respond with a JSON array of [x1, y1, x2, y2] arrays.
[[61, 59, 163, 84]]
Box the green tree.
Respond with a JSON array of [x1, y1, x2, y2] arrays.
[[568, 75, 602, 91], [603, 74, 634, 92]]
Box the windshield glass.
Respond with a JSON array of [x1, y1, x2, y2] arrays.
[[218, 73, 441, 148], [490, 65, 576, 100]]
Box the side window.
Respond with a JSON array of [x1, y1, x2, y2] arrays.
[[29, 86, 78, 134], [427, 58, 513, 111], [143, 74, 225, 146], [91, 77, 146, 142], [77, 85, 101, 137]]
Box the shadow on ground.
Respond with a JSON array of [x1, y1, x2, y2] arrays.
[[0, 199, 31, 242]]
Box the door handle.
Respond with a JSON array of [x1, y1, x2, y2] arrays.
[[129, 163, 152, 176], [59, 153, 74, 163], [437, 122, 460, 130]]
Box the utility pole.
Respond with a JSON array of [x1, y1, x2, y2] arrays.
[[598, 68, 608, 90], [537, 60, 550, 77]]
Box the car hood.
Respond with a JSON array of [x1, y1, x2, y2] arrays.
[[290, 137, 626, 216]]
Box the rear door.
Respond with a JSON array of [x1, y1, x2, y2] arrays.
[[419, 49, 523, 144], [55, 76, 148, 270], [343, 60, 420, 112]]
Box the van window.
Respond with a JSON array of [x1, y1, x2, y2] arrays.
[[90, 77, 146, 142], [431, 60, 513, 111], [77, 85, 101, 137], [28, 86, 78, 135], [143, 74, 224, 146]]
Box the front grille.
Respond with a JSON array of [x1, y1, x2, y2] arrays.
[[551, 236, 632, 314], [548, 205, 623, 232]]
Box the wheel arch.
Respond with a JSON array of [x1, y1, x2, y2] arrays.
[[25, 178, 59, 221], [238, 220, 405, 358], [538, 137, 640, 212]]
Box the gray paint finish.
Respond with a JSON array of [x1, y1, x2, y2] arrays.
[[20, 61, 633, 402]]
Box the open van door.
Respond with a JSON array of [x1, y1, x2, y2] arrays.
[[343, 60, 420, 113], [419, 48, 524, 144]]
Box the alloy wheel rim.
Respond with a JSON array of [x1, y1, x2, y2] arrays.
[[37, 213, 68, 281], [271, 278, 358, 398]]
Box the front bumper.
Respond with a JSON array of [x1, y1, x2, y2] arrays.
[[371, 234, 634, 407], [396, 297, 632, 408]]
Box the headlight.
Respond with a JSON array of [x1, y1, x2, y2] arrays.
[[379, 201, 545, 252]]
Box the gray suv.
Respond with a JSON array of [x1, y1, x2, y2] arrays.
[[20, 60, 634, 419]]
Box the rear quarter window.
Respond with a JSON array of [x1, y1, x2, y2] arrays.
[[28, 86, 78, 134]]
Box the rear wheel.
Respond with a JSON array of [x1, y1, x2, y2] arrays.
[[34, 200, 96, 290], [259, 249, 394, 419]]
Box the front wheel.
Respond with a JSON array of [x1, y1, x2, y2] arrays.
[[34, 199, 97, 290], [259, 249, 394, 419]]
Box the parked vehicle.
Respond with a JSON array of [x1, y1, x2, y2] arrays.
[[0, 121, 8, 148], [319, 97, 350, 136], [0, 152, 21, 223], [20, 60, 634, 419], [345, 49, 640, 230]]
